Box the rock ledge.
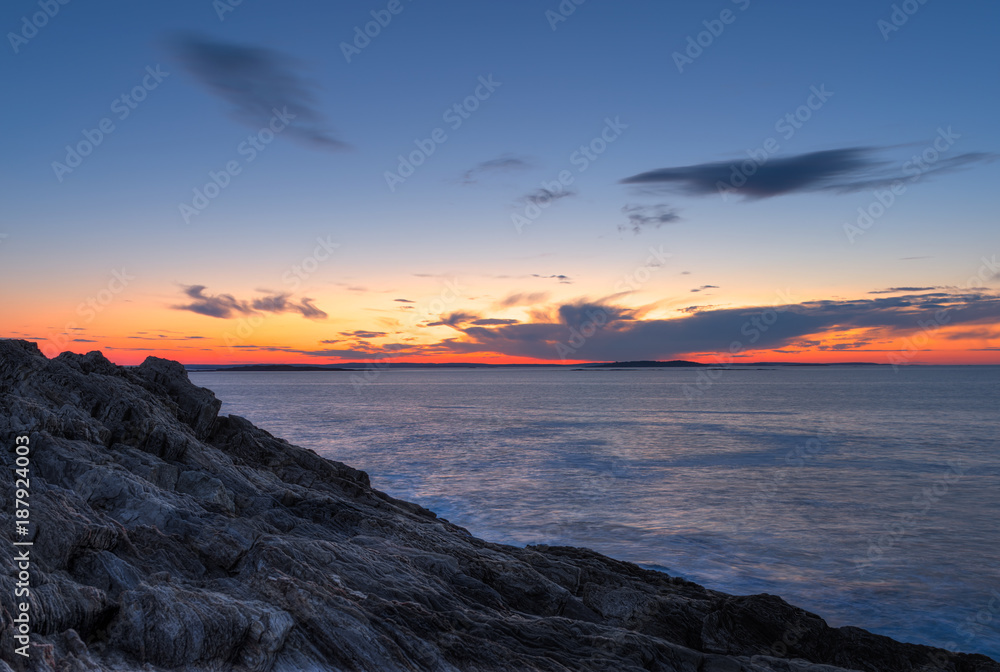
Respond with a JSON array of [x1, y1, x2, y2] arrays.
[[0, 340, 996, 671]]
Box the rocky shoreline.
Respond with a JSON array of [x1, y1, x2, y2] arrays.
[[0, 339, 996, 672]]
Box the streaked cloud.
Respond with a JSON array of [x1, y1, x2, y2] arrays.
[[171, 34, 348, 149], [462, 154, 531, 183], [621, 146, 996, 200], [620, 204, 681, 233], [173, 285, 327, 320]]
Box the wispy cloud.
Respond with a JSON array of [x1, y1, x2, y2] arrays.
[[620, 204, 681, 233], [339, 330, 386, 339], [173, 285, 327, 320], [520, 188, 575, 206], [495, 291, 549, 308], [170, 34, 348, 150], [868, 287, 941, 294], [621, 146, 996, 200], [462, 154, 531, 184], [532, 274, 572, 284], [690, 285, 719, 293]]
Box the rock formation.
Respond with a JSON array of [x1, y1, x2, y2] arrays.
[[0, 339, 996, 671]]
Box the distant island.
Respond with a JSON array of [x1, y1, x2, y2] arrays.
[[584, 360, 710, 368]]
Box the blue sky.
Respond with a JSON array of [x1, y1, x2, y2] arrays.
[[2, 0, 998, 363]]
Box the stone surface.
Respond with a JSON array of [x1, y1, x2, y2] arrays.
[[0, 339, 996, 671]]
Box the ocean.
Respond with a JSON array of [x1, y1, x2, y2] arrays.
[[190, 365, 1000, 659]]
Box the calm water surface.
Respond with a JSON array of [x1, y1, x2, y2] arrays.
[[190, 366, 1000, 659]]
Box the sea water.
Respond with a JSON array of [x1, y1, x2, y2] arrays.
[[190, 365, 1000, 659]]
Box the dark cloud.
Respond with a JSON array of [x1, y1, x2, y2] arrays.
[[401, 290, 1000, 361], [426, 311, 478, 328], [72, 339, 97, 343], [868, 287, 941, 294], [532, 274, 572, 284], [173, 286, 327, 320], [251, 294, 328, 319], [394, 298, 415, 303], [521, 188, 575, 206], [170, 34, 347, 150], [174, 285, 253, 318], [690, 285, 719, 293], [621, 147, 997, 200], [462, 155, 531, 183], [471, 318, 520, 326], [339, 331, 386, 339], [620, 204, 681, 233]]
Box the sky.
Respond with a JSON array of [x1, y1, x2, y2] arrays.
[[2, 0, 998, 365]]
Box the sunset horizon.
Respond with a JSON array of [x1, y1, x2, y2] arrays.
[[3, 2, 1000, 668]]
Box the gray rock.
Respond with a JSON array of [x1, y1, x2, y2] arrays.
[[0, 339, 996, 672]]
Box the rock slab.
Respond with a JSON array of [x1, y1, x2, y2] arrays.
[[0, 339, 996, 672]]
